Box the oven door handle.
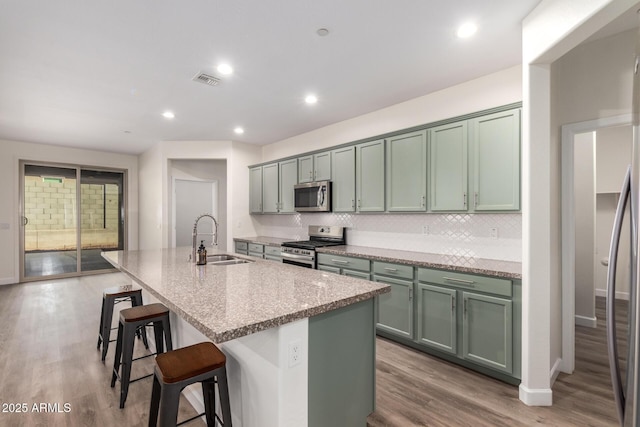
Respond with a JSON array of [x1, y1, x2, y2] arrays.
[[281, 252, 314, 261]]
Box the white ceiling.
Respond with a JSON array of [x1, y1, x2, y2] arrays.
[[1, 1, 546, 155]]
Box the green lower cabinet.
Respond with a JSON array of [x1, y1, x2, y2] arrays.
[[373, 275, 413, 339], [343, 269, 370, 280], [318, 265, 341, 274], [462, 292, 513, 374], [416, 284, 457, 355]]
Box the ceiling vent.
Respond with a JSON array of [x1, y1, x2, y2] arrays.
[[192, 72, 221, 87]]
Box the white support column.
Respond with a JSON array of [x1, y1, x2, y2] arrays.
[[520, 63, 553, 406]]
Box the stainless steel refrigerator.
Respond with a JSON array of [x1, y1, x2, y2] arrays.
[[607, 28, 640, 427]]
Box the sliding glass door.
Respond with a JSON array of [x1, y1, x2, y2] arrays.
[[21, 162, 126, 280]]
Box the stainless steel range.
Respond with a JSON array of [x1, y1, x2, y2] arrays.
[[281, 225, 345, 268]]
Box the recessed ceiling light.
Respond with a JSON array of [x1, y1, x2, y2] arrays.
[[305, 94, 318, 104], [316, 28, 329, 37], [234, 127, 244, 135], [457, 22, 477, 39], [162, 111, 175, 119], [217, 63, 233, 75]]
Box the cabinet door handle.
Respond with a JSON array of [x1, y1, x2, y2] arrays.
[[384, 267, 398, 272], [421, 195, 425, 207], [463, 192, 467, 207], [351, 199, 355, 209], [451, 296, 455, 312], [314, 170, 317, 180], [357, 199, 361, 208], [474, 192, 478, 208], [409, 287, 413, 300], [464, 299, 467, 316], [332, 259, 350, 265], [443, 276, 475, 286], [309, 171, 313, 179]]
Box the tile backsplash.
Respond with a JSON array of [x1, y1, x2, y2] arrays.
[[254, 212, 522, 262]]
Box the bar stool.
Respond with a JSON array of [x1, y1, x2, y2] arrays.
[[149, 342, 232, 427], [97, 284, 148, 362], [111, 303, 173, 408]]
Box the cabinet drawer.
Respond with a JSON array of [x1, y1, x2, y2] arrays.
[[248, 243, 264, 254], [317, 253, 370, 272], [264, 254, 281, 262], [373, 261, 413, 280], [265, 245, 282, 256], [418, 268, 512, 298], [235, 241, 248, 251]]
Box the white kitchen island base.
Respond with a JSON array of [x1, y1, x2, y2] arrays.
[[144, 288, 376, 427]]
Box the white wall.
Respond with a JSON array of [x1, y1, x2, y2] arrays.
[[262, 65, 523, 162], [573, 132, 596, 324], [137, 140, 261, 251], [0, 139, 138, 284]]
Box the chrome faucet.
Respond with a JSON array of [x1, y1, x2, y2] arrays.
[[192, 213, 219, 262]]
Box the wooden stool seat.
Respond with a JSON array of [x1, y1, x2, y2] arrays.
[[121, 303, 170, 323], [149, 341, 232, 426], [103, 285, 141, 298], [156, 342, 226, 384]]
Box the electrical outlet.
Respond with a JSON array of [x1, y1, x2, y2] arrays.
[[422, 225, 429, 235], [490, 227, 498, 240], [288, 339, 302, 367]]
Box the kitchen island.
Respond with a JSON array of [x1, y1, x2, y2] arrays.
[[103, 247, 389, 427]]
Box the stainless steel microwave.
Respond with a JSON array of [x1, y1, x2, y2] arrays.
[[294, 181, 331, 212]]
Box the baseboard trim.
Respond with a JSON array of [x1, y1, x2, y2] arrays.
[[575, 315, 597, 328], [549, 357, 562, 385], [519, 384, 553, 406], [596, 289, 629, 300]]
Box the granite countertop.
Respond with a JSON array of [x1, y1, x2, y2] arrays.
[[102, 248, 389, 343], [317, 245, 522, 280], [233, 236, 291, 246]]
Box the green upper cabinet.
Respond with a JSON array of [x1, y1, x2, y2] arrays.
[[331, 146, 356, 212], [298, 155, 313, 183], [356, 139, 385, 212], [429, 121, 468, 211], [314, 152, 331, 181], [299, 151, 332, 183], [262, 163, 279, 213], [249, 166, 263, 214], [260, 159, 298, 214], [469, 109, 521, 211], [386, 130, 427, 212], [279, 158, 298, 213]]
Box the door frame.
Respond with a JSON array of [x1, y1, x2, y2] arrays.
[[170, 177, 218, 248], [560, 113, 631, 375], [19, 160, 128, 282]]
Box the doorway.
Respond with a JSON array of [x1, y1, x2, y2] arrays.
[[20, 162, 126, 281], [172, 179, 218, 248], [560, 114, 632, 374]]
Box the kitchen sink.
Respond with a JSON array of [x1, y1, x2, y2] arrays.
[[207, 254, 237, 262], [206, 254, 253, 265], [209, 259, 252, 266]]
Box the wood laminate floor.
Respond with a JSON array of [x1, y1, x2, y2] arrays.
[[368, 297, 627, 427], [0, 273, 628, 426]]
